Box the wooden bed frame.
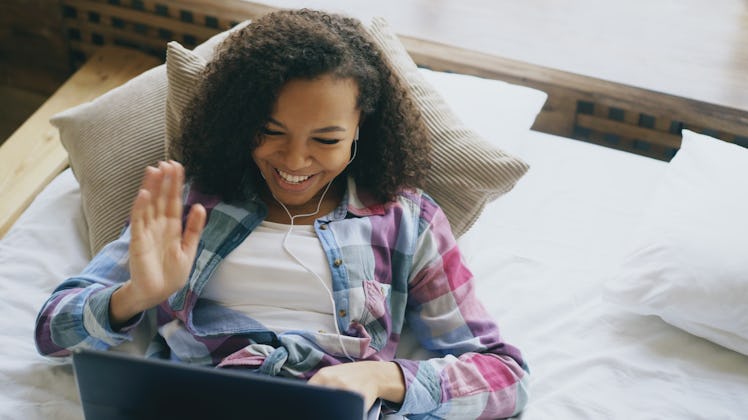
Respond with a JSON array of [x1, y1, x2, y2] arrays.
[[2, 0, 747, 238]]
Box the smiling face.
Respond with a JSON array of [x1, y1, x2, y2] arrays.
[[252, 74, 360, 217]]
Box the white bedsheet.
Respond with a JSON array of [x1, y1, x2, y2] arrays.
[[2, 130, 748, 419], [0, 169, 88, 419], [459, 132, 748, 419]]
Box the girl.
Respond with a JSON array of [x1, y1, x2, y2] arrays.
[[35, 9, 528, 419]]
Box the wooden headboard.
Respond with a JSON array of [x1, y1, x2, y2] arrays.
[[2, 0, 747, 237], [57, 0, 748, 161]]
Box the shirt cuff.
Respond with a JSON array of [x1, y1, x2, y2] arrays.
[[390, 358, 441, 416], [83, 284, 144, 345]]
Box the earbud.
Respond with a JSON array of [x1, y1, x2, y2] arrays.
[[347, 126, 359, 165]]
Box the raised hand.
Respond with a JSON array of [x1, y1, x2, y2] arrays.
[[110, 161, 206, 328]]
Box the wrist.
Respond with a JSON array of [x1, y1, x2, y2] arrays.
[[376, 361, 406, 404], [109, 281, 148, 329]]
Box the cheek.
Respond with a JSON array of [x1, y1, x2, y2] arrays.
[[325, 149, 353, 170], [251, 143, 272, 162]]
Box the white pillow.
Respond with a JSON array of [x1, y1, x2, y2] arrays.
[[604, 130, 748, 355], [417, 68, 547, 149]]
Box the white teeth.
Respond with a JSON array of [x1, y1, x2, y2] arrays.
[[277, 169, 311, 184]]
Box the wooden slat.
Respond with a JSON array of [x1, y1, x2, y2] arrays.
[[0, 46, 160, 238], [654, 114, 672, 133], [623, 109, 640, 126], [138, 0, 243, 29], [69, 40, 100, 57], [618, 108, 641, 152], [64, 0, 219, 40], [59, 0, 278, 62], [138, 0, 235, 27], [76, 20, 197, 52], [151, 0, 276, 22], [575, 114, 682, 149], [532, 88, 577, 138]]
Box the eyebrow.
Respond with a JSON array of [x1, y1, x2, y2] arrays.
[[267, 117, 347, 134]]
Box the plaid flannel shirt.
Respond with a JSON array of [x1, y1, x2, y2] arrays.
[[35, 177, 528, 419]]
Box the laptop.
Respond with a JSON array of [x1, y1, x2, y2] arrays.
[[72, 349, 381, 420]]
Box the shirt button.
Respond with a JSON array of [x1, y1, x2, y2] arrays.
[[333, 259, 342, 267], [320, 224, 328, 230], [338, 309, 347, 317]]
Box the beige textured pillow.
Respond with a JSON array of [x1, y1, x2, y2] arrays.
[[51, 23, 248, 256], [165, 41, 207, 163], [165, 19, 529, 238], [52, 66, 167, 256], [366, 18, 529, 237]]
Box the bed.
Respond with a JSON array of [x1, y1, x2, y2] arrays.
[[1, 1, 747, 419]]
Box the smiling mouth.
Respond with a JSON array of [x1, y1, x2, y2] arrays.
[[276, 168, 314, 184]]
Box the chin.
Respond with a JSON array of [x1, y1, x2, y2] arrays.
[[276, 195, 314, 207]]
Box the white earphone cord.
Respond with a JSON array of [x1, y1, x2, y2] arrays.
[[270, 132, 358, 362], [272, 182, 355, 362]]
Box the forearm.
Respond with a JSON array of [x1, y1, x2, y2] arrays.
[[374, 361, 406, 404], [404, 214, 530, 416], [35, 227, 147, 356], [35, 284, 85, 356], [393, 353, 529, 419], [35, 280, 140, 356]]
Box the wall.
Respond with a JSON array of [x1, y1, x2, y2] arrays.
[[0, 0, 70, 143]]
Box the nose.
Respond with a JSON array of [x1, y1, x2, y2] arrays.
[[281, 138, 311, 171]]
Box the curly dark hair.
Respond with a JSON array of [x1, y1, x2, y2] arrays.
[[175, 9, 431, 203]]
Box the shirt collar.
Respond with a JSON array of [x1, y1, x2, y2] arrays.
[[331, 177, 386, 220]]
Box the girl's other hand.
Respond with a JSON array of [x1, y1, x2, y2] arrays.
[[308, 361, 405, 410]]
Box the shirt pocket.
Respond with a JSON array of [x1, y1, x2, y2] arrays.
[[361, 280, 392, 328]]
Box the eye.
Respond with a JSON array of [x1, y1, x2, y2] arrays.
[[261, 127, 284, 136], [313, 138, 340, 145]]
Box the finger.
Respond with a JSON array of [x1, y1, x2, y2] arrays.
[[141, 165, 161, 194], [140, 166, 161, 223], [154, 161, 170, 216], [307, 371, 372, 408], [182, 203, 206, 257], [165, 160, 185, 219], [130, 188, 152, 239]]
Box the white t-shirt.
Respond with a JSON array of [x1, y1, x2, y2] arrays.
[[201, 220, 336, 334]]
